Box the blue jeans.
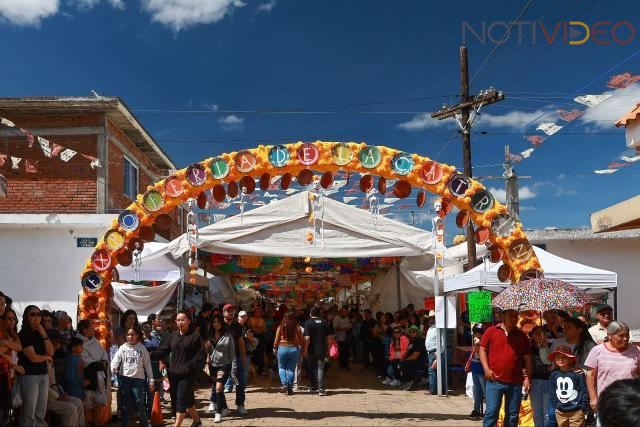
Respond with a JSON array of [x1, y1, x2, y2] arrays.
[[19, 374, 49, 427], [483, 380, 523, 427], [472, 372, 486, 413], [531, 378, 550, 427], [118, 375, 149, 427], [277, 346, 300, 389], [546, 398, 558, 427], [427, 352, 442, 394], [224, 354, 250, 391]]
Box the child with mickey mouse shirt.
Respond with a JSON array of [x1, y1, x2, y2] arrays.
[[548, 345, 589, 427]]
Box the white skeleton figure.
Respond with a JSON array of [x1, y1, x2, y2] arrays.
[[433, 199, 442, 213]]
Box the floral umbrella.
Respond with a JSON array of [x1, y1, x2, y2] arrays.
[[492, 278, 590, 312]]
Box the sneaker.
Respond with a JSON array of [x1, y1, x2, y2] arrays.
[[309, 388, 318, 393], [318, 389, 326, 396], [280, 386, 288, 395], [191, 421, 203, 427], [207, 402, 215, 413], [468, 410, 482, 419], [287, 387, 294, 396], [224, 388, 232, 393], [237, 405, 248, 416], [381, 378, 391, 385], [221, 408, 231, 417], [214, 414, 223, 423], [389, 379, 400, 387]]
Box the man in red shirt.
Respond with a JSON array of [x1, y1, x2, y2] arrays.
[[479, 309, 533, 427]]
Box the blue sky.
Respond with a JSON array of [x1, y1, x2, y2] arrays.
[[1, 0, 640, 233]]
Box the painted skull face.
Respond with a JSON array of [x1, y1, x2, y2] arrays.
[[433, 200, 442, 212], [556, 377, 578, 404]]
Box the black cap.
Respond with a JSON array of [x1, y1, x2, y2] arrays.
[[595, 304, 613, 314]]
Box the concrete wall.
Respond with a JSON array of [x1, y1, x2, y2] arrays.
[[540, 238, 640, 328], [0, 220, 111, 327]]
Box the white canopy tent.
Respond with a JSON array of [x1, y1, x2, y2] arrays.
[[444, 246, 618, 293], [169, 191, 435, 259], [111, 280, 180, 317], [117, 242, 182, 281]]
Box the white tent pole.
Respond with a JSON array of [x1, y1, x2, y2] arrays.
[[396, 260, 402, 311]]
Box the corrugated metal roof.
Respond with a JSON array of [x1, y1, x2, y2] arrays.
[[0, 96, 176, 170], [615, 102, 640, 127]]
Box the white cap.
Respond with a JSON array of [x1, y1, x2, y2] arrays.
[[238, 310, 248, 317]]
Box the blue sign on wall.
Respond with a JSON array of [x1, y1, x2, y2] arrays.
[[77, 237, 98, 248]]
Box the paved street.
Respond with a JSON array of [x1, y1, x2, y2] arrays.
[[114, 362, 480, 426]]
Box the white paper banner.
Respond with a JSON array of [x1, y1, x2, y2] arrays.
[[38, 136, 52, 157], [384, 197, 400, 203], [594, 169, 618, 175], [59, 148, 77, 162], [621, 155, 640, 163], [0, 118, 15, 127], [536, 123, 563, 136], [435, 295, 457, 329], [521, 148, 534, 158], [10, 156, 22, 170], [574, 93, 613, 108], [342, 197, 358, 203]]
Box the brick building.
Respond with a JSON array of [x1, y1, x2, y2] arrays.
[[0, 96, 183, 322]]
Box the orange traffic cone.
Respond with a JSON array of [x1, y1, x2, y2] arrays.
[[150, 391, 164, 426]]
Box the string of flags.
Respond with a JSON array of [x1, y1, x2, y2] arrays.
[[513, 72, 640, 175], [0, 117, 103, 173]]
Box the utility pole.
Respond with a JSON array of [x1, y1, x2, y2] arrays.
[[431, 46, 505, 271], [477, 145, 531, 220]]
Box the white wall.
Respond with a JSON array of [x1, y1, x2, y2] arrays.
[[541, 239, 640, 328], [0, 224, 108, 326]]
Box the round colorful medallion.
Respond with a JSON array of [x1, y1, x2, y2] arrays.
[[118, 210, 139, 232], [91, 250, 112, 272], [142, 189, 164, 212], [358, 146, 382, 169], [391, 152, 414, 176], [209, 157, 230, 180], [268, 145, 290, 168], [82, 271, 103, 293], [332, 143, 353, 166], [471, 190, 495, 213], [491, 214, 517, 237], [235, 151, 256, 173], [420, 161, 444, 185], [186, 163, 207, 186], [297, 143, 320, 166], [104, 229, 125, 251], [164, 176, 184, 198], [508, 238, 534, 262], [448, 174, 471, 198]]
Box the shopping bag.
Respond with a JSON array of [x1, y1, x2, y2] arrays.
[[465, 372, 474, 399], [329, 342, 339, 359], [10, 381, 22, 409]]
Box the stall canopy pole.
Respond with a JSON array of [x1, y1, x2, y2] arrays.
[[396, 260, 401, 311]]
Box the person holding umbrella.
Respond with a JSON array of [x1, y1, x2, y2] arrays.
[[479, 309, 533, 427]]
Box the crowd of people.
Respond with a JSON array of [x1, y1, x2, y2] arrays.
[[2, 288, 640, 427]]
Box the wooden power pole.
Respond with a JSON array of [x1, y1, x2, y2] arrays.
[[431, 46, 505, 271]]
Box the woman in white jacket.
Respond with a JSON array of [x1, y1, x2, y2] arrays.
[[77, 319, 110, 426], [111, 325, 154, 427]]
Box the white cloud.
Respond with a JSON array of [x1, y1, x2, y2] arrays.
[[141, 0, 245, 31], [488, 187, 507, 203], [257, 0, 276, 12], [398, 109, 549, 131], [488, 186, 536, 203], [0, 0, 59, 26], [474, 109, 548, 129], [580, 83, 640, 129], [69, 0, 125, 10], [397, 113, 446, 131], [218, 114, 244, 130]]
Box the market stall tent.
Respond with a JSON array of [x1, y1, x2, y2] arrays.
[[169, 191, 435, 258], [117, 242, 182, 281], [444, 246, 617, 293]]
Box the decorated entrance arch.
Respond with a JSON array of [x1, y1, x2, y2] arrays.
[[80, 141, 541, 347]]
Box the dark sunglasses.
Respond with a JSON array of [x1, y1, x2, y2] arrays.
[[29, 312, 42, 317]]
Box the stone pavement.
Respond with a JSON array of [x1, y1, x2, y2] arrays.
[[111, 362, 481, 426]]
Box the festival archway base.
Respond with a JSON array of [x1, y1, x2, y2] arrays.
[[80, 141, 541, 347]]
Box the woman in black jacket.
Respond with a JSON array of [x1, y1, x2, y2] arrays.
[[152, 311, 206, 427]]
